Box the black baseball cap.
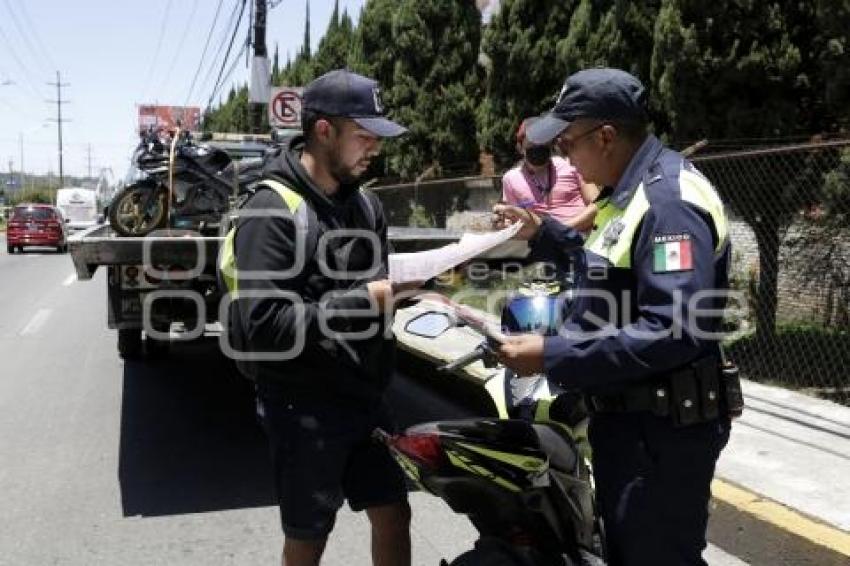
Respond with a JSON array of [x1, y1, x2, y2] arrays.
[[526, 68, 648, 145], [302, 69, 407, 138]]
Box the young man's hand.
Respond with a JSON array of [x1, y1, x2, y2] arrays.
[[497, 334, 546, 376], [367, 279, 424, 312], [492, 204, 542, 240]]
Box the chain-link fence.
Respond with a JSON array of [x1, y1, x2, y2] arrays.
[[373, 138, 850, 405], [692, 140, 850, 405]]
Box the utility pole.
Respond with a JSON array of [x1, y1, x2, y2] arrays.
[[250, 0, 269, 134], [86, 143, 93, 179], [19, 133, 24, 191], [47, 71, 70, 190]]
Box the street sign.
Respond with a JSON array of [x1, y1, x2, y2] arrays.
[[268, 87, 304, 129]]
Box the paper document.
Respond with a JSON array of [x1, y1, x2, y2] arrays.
[[389, 222, 522, 284]]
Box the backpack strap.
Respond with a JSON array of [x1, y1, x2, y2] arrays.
[[358, 190, 378, 231], [217, 179, 318, 297]]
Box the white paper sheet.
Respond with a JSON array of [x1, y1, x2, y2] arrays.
[[388, 222, 523, 284]]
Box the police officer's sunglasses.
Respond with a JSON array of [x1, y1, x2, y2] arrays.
[[557, 123, 605, 154]]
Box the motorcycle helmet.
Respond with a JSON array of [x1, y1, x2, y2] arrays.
[[500, 268, 574, 337]]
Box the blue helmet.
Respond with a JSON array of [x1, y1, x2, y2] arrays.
[[501, 280, 571, 337]]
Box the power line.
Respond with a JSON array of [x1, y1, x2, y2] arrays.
[[208, 38, 249, 108], [0, 19, 45, 99], [158, 0, 200, 97], [139, 0, 174, 102], [206, 0, 250, 111], [14, 0, 58, 72], [184, 0, 226, 105], [2, 0, 53, 76], [197, 0, 243, 105]]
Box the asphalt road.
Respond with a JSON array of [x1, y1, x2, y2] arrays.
[[0, 242, 747, 565]]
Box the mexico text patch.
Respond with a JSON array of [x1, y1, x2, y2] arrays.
[[653, 233, 693, 272]]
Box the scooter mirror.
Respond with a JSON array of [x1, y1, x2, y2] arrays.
[[405, 312, 453, 339]]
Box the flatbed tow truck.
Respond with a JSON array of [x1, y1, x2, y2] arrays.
[[69, 152, 460, 360]]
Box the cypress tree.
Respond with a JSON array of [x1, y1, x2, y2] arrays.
[[387, 0, 483, 179], [478, 0, 577, 168], [311, 7, 355, 77]]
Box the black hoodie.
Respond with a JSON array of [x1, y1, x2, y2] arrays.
[[228, 136, 395, 404]]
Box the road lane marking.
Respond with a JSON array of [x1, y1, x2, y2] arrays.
[[62, 273, 76, 286], [713, 478, 850, 556], [19, 308, 52, 336]]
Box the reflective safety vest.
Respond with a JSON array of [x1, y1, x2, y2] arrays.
[[217, 179, 377, 298], [583, 156, 729, 268], [218, 179, 309, 298]]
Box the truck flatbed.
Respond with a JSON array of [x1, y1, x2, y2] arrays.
[[68, 224, 465, 280]]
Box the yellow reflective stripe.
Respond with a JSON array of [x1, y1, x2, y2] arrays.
[[607, 185, 650, 268], [679, 169, 729, 253], [534, 398, 552, 422], [218, 179, 304, 297], [445, 449, 521, 492], [484, 373, 510, 419], [219, 227, 238, 297], [394, 453, 425, 490], [584, 185, 650, 268], [260, 179, 303, 213], [586, 173, 727, 266], [584, 199, 620, 249], [456, 442, 547, 473]]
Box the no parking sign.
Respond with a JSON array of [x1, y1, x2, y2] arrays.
[[268, 87, 304, 129]]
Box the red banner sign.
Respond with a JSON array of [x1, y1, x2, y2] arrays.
[[138, 105, 201, 134]]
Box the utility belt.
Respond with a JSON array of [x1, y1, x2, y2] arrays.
[[587, 357, 744, 427]]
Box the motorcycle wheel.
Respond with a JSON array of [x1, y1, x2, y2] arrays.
[[109, 181, 168, 236]]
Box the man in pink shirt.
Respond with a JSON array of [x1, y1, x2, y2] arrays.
[[502, 117, 597, 232]]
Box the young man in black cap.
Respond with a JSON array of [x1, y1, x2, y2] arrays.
[[225, 69, 414, 566], [494, 68, 736, 565]]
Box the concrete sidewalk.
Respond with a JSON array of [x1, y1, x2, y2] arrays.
[[719, 380, 850, 532], [393, 304, 850, 562]]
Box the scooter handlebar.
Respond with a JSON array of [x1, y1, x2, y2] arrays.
[[438, 345, 487, 373]]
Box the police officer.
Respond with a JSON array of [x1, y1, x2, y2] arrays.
[[493, 68, 734, 565]]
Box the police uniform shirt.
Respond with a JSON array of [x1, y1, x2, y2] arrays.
[[530, 135, 731, 392]]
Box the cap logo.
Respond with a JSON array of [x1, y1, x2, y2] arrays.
[[556, 82, 569, 104], [372, 86, 384, 114]]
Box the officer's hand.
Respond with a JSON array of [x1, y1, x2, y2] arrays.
[[367, 279, 425, 312], [496, 334, 545, 376], [492, 204, 542, 240]]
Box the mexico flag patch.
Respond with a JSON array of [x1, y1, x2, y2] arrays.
[[653, 233, 693, 272]]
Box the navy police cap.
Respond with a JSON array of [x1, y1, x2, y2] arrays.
[[527, 68, 647, 145], [303, 69, 407, 138]]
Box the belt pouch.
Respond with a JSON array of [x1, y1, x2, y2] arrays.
[[670, 370, 700, 427]]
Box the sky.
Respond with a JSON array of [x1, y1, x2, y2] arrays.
[[0, 0, 367, 184]]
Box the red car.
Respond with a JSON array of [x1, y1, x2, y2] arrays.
[[6, 204, 68, 254]]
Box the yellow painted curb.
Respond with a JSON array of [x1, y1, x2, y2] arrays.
[[712, 478, 850, 556]]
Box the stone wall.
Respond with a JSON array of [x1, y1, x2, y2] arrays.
[[726, 212, 850, 327]]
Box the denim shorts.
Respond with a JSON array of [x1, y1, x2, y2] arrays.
[[256, 385, 408, 540]]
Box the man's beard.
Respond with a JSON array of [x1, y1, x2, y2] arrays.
[[328, 145, 362, 186]]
